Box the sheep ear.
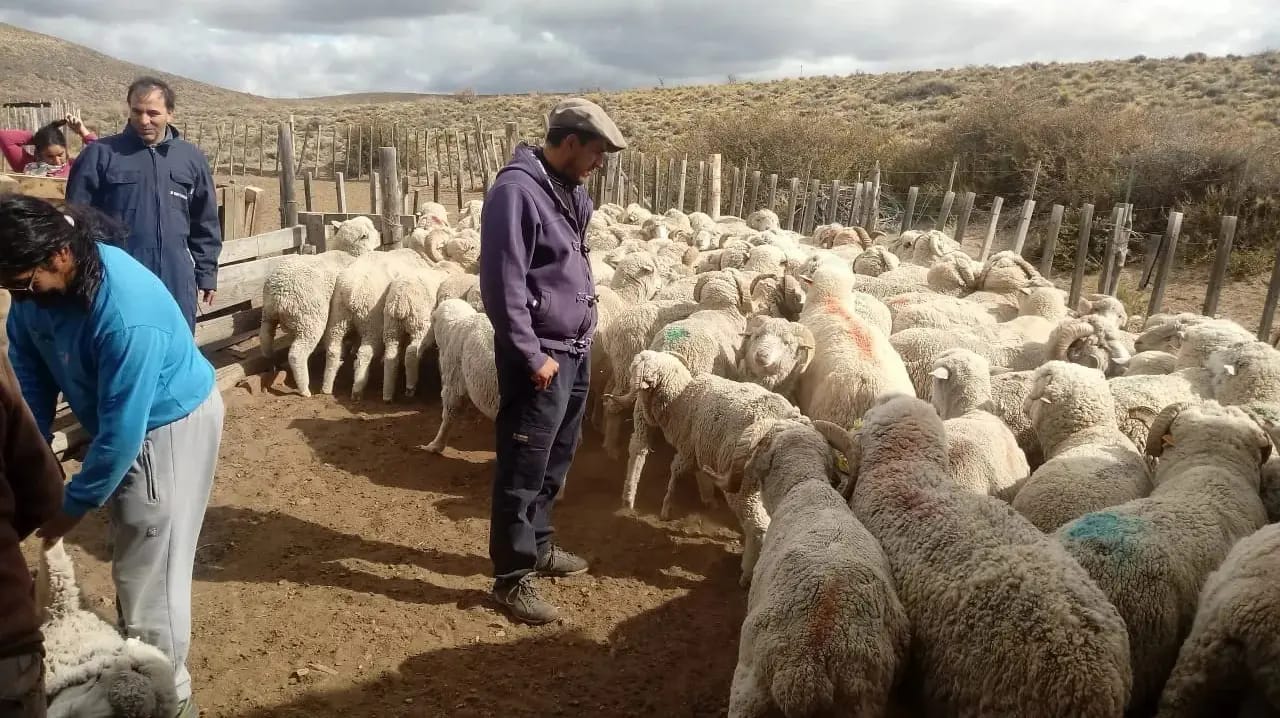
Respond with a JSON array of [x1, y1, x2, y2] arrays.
[[930, 367, 950, 380], [1018, 286, 1033, 295], [330, 220, 343, 230], [794, 324, 816, 373]]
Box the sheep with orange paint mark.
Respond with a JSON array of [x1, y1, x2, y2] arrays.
[[795, 264, 915, 429], [702, 419, 909, 718]]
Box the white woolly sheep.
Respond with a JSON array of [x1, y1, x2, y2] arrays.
[[1125, 351, 1178, 376], [1013, 361, 1152, 531], [38, 540, 180, 718], [987, 368, 1044, 472], [1056, 400, 1272, 712], [738, 315, 815, 402], [1046, 314, 1134, 377], [708, 419, 909, 718], [820, 394, 1133, 717], [1108, 368, 1215, 450], [422, 299, 499, 453], [748, 273, 806, 321], [929, 348, 1029, 495], [746, 209, 780, 232], [1208, 340, 1280, 406], [457, 199, 484, 229], [607, 350, 806, 584], [381, 261, 464, 401], [320, 239, 433, 399], [1174, 319, 1255, 370], [908, 229, 961, 266], [925, 252, 982, 296], [416, 201, 450, 229], [1156, 518, 1280, 717], [260, 216, 381, 396], [851, 245, 900, 277], [796, 264, 915, 428]]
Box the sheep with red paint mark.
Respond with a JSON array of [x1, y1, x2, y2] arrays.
[[1057, 400, 1273, 713], [820, 394, 1133, 717], [796, 264, 915, 429], [704, 419, 909, 718]]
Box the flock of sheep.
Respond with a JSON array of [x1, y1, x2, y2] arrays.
[[256, 198, 1280, 717]]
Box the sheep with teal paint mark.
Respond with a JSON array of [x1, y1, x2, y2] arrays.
[[1056, 400, 1273, 714], [1012, 361, 1151, 531]]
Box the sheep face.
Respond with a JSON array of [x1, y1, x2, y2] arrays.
[[746, 209, 780, 232], [328, 216, 381, 255], [729, 419, 834, 503], [852, 246, 900, 277], [1051, 316, 1132, 376], [740, 316, 815, 391], [1145, 401, 1272, 471]]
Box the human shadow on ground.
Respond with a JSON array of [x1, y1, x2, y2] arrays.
[[69, 505, 491, 609], [230, 563, 746, 718]]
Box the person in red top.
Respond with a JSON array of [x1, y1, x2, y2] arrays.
[[0, 115, 96, 177]]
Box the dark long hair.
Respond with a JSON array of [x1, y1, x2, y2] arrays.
[[0, 195, 127, 308], [30, 119, 68, 155]]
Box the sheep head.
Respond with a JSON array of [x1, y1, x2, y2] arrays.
[[746, 209, 780, 232], [1146, 401, 1272, 470], [852, 246, 900, 277], [1209, 341, 1280, 405], [328, 216, 381, 256], [1076, 293, 1129, 329], [99, 638, 180, 718], [929, 348, 991, 419], [1048, 316, 1130, 377], [851, 393, 948, 471], [1025, 361, 1116, 442], [740, 316, 816, 391], [604, 350, 690, 413], [979, 251, 1041, 293]]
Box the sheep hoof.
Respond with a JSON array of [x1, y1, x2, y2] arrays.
[[738, 571, 752, 588], [423, 442, 444, 454], [404, 387, 417, 398]]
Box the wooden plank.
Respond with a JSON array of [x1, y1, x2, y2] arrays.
[[766, 173, 778, 213], [1068, 203, 1096, 309], [785, 177, 800, 232], [218, 226, 304, 265], [953, 191, 976, 243], [1011, 199, 1037, 256], [1148, 211, 1184, 317], [978, 196, 1005, 262], [196, 305, 264, 350], [1038, 204, 1066, 277], [902, 186, 919, 233], [708, 154, 722, 219], [208, 254, 291, 313], [0, 173, 67, 201], [935, 190, 956, 232]]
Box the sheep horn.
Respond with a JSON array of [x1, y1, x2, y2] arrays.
[[1049, 319, 1096, 360], [1145, 402, 1194, 458], [812, 419, 861, 476], [794, 324, 817, 374], [603, 391, 637, 413]]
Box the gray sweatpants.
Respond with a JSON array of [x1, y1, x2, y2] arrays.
[[107, 388, 224, 703]]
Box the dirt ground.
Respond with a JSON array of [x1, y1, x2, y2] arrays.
[[52, 357, 750, 717]]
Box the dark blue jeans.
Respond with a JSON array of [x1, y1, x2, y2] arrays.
[[489, 346, 590, 584]]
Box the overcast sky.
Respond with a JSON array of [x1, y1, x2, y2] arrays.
[[2, 1, 1277, 98]]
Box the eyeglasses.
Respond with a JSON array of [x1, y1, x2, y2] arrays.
[[0, 272, 35, 293]]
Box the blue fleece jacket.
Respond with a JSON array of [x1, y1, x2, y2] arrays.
[[7, 243, 216, 517], [478, 143, 597, 374], [66, 123, 222, 332]]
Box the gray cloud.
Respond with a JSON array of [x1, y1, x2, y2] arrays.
[[1, 0, 1276, 98]]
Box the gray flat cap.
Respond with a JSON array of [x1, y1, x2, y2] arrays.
[[547, 97, 627, 152]]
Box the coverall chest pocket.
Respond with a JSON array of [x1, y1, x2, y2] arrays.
[[103, 169, 141, 220]]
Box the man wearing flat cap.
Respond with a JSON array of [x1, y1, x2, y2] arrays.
[[479, 97, 626, 624]]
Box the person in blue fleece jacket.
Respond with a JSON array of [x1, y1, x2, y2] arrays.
[[0, 195, 222, 718]]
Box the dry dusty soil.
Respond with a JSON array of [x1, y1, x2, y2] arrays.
[[52, 360, 752, 718]]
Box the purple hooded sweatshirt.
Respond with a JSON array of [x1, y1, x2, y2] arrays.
[[479, 143, 597, 375]]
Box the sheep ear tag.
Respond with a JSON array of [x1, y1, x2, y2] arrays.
[[930, 367, 950, 380], [1223, 364, 1237, 376], [836, 454, 850, 473], [1039, 396, 1054, 404]]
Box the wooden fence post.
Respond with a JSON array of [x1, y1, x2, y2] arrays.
[[850, 183, 865, 228], [764, 173, 777, 214], [1011, 198, 1037, 256], [1259, 235, 1280, 339], [1068, 203, 1096, 310], [370, 171, 381, 214], [826, 180, 841, 228], [1104, 204, 1133, 296], [378, 147, 404, 248], [802, 179, 821, 234], [954, 191, 976, 243], [785, 177, 801, 232], [868, 162, 881, 230], [1098, 205, 1123, 293], [708, 154, 722, 219], [1203, 215, 1239, 316], [277, 123, 297, 228], [694, 161, 705, 214], [676, 156, 688, 212], [936, 190, 956, 232], [1148, 211, 1184, 317], [335, 172, 347, 213], [302, 170, 314, 212], [748, 170, 762, 216], [902, 187, 919, 233], [1038, 204, 1066, 277], [979, 197, 1005, 262]]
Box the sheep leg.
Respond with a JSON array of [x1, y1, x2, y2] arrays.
[[259, 302, 278, 359], [726, 660, 771, 718], [661, 451, 696, 521], [351, 315, 384, 401], [725, 488, 770, 588], [403, 328, 432, 398], [621, 400, 652, 511], [382, 330, 402, 403], [319, 307, 350, 395], [424, 385, 464, 453], [694, 471, 718, 509], [286, 323, 324, 397]]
